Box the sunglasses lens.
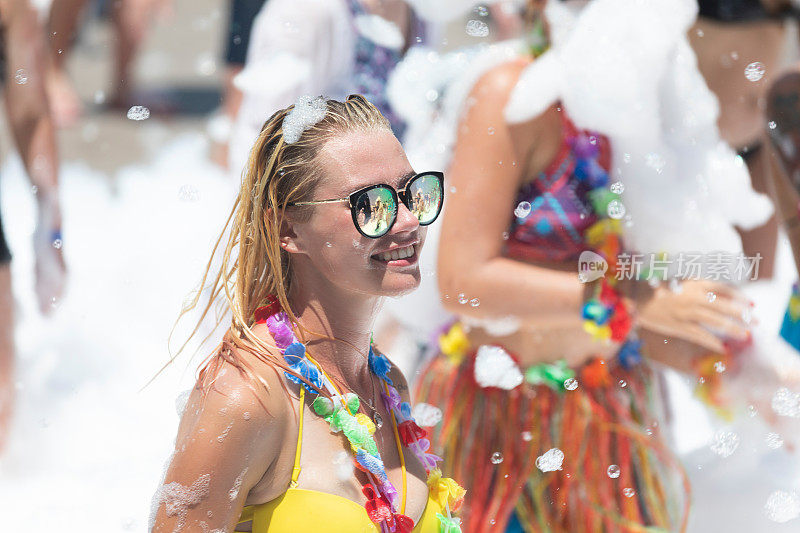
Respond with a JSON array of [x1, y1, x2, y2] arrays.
[[407, 174, 443, 225], [353, 187, 397, 237]]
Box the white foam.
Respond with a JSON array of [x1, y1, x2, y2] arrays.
[[473, 345, 523, 389], [282, 96, 328, 144]]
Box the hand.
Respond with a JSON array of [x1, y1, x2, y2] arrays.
[[636, 280, 751, 355], [32, 197, 66, 315]]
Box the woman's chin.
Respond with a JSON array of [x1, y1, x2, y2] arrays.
[[379, 271, 422, 297]]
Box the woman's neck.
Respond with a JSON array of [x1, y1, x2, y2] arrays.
[[286, 276, 382, 389]]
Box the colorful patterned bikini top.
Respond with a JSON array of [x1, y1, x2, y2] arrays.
[[506, 110, 612, 263], [346, 0, 426, 139]]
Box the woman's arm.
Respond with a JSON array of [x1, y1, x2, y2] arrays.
[[151, 361, 287, 532], [437, 61, 588, 324]]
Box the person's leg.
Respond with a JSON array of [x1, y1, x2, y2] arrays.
[[45, 0, 92, 126], [109, 0, 162, 107], [0, 264, 14, 453], [737, 142, 779, 279]]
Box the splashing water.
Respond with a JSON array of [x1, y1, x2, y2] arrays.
[[465, 20, 489, 38], [610, 181, 624, 194], [412, 403, 443, 427], [473, 345, 523, 390], [127, 106, 151, 121], [536, 448, 564, 472], [710, 430, 739, 458]]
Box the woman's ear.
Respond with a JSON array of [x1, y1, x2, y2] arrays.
[[275, 210, 305, 255]]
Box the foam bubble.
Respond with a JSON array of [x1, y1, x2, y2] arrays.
[[473, 345, 523, 390], [282, 96, 327, 144]]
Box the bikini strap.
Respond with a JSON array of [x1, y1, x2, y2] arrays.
[[290, 387, 305, 488]]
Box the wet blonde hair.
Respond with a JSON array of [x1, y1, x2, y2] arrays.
[[160, 95, 391, 397]]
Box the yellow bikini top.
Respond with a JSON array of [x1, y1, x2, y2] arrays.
[[236, 388, 444, 532]]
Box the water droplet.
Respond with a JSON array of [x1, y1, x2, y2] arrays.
[[412, 403, 443, 427], [195, 53, 217, 76], [502, 231, 509, 241], [744, 61, 766, 82], [242, 411, 251, 421], [465, 19, 490, 38], [772, 387, 800, 417], [490, 452, 504, 464], [52, 239, 63, 250], [610, 181, 624, 194], [769, 121, 777, 130], [14, 69, 28, 84], [714, 361, 726, 373], [93, 90, 106, 104], [645, 152, 666, 173], [487, 127, 495, 135], [514, 201, 532, 218], [474, 5, 489, 16], [31, 185, 38, 195], [607, 199, 626, 219], [707, 291, 717, 302], [126, 105, 150, 121], [607, 465, 620, 478], [469, 298, 481, 307], [425, 89, 439, 102], [748, 404, 758, 417], [765, 490, 800, 523], [766, 432, 784, 449], [521, 431, 533, 442], [618, 379, 627, 388], [325, 241, 333, 248], [623, 153, 631, 163], [564, 378, 578, 391], [536, 448, 564, 472], [449, 186, 457, 193], [458, 293, 468, 304], [710, 430, 740, 457], [696, 29, 704, 37], [178, 184, 199, 202], [623, 488, 636, 498], [373, 412, 383, 429]]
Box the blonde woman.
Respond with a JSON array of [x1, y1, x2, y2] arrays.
[[150, 95, 460, 532]]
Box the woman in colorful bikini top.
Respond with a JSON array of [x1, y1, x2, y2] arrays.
[[150, 95, 463, 532], [414, 1, 754, 531]]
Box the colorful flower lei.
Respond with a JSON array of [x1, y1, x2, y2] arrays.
[[256, 303, 465, 532], [573, 131, 641, 368]]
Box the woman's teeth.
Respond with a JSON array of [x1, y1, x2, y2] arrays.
[[377, 245, 414, 262]]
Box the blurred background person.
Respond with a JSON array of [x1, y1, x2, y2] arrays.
[[228, 0, 431, 176], [0, 0, 66, 451], [208, 0, 267, 168], [46, 0, 174, 126]]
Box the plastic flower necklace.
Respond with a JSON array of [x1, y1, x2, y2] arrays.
[[254, 299, 465, 532]]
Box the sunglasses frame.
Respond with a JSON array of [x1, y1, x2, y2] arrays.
[[288, 171, 444, 238]]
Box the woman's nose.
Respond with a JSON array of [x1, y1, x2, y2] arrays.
[[392, 201, 419, 234]]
